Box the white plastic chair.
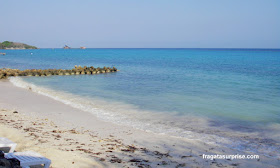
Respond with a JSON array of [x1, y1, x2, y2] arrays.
[[5, 151, 51, 168], [0, 137, 17, 153]]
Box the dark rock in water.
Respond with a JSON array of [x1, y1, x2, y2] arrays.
[[53, 71, 59, 75]]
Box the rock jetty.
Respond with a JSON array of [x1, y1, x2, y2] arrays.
[[0, 66, 118, 79]]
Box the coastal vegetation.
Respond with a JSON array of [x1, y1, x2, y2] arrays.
[[0, 41, 37, 49], [0, 66, 118, 79]]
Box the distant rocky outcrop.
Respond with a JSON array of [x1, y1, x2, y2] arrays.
[[0, 41, 37, 49], [63, 45, 70, 49]]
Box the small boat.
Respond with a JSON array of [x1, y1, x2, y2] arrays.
[[80, 47, 86, 49]]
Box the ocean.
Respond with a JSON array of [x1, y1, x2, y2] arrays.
[[1, 48, 280, 157]]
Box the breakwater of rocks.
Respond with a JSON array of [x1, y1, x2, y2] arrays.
[[0, 66, 118, 79]]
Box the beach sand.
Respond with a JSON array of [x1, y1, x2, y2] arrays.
[[0, 80, 279, 168]]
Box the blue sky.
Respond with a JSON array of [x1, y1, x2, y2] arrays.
[[1, 0, 279, 48]]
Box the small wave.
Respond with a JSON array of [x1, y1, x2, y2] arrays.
[[8, 77, 226, 141], [9, 77, 201, 137], [9, 77, 280, 158]]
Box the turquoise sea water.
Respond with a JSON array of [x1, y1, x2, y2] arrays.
[[1, 48, 280, 156]]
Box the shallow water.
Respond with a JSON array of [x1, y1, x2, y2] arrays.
[[1, 48, 280, 156]]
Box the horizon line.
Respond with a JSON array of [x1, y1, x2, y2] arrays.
[[35, 47, 280, 49]]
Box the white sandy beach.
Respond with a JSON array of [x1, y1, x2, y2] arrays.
[[0, 79, 279, 168]]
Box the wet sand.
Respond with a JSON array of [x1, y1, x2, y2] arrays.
[[0, 80, 279, 168]]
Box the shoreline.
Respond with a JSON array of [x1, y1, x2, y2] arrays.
[[0, 80, 279, 167]]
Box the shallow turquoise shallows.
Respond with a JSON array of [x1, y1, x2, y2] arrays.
[[1, 48, 280, 156]]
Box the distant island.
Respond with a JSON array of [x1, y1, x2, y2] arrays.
[[63, 45, 70, 49], [63, 45, 86, 49], [0, 41, 37, 49]]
